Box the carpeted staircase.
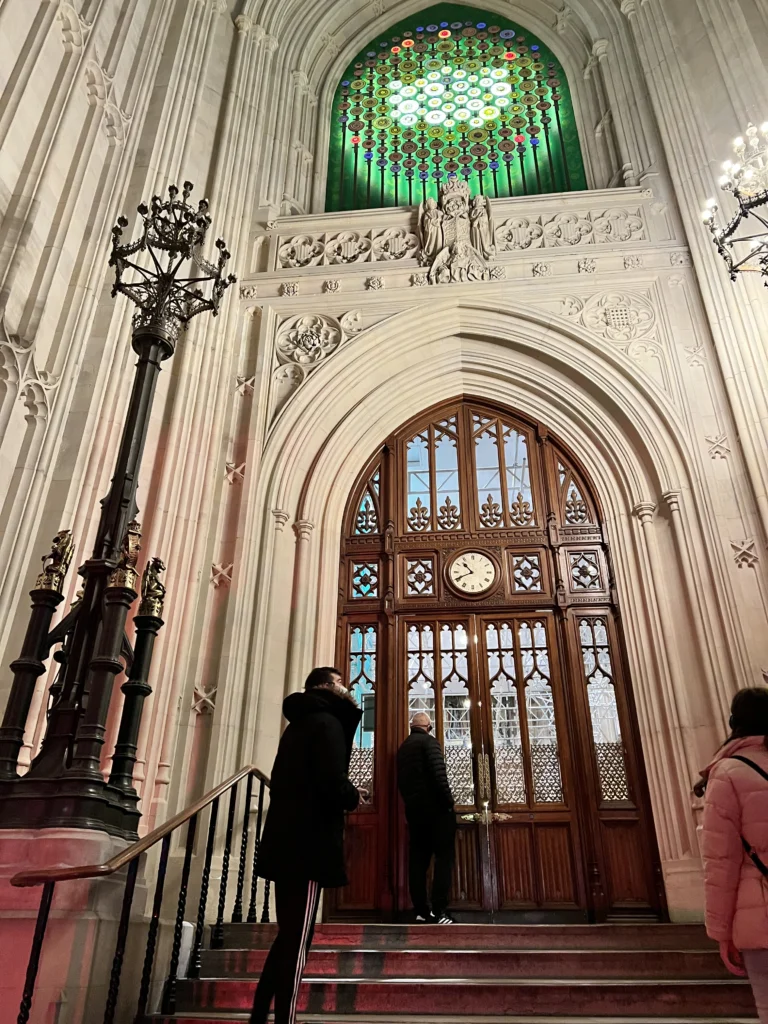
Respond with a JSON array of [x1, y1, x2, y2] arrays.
[[144, 921, 758, 1023]]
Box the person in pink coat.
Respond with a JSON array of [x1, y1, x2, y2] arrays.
[[699, 687, 768, 1021]]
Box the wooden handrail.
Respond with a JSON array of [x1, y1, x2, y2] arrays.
[[11, 765, 270, 888]]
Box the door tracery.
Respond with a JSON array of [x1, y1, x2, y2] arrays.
[[329, 398, 665, 922]]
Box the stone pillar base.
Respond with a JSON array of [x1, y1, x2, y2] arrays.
[[662, 855, 706, 923], [0, 828, 146, 1024]]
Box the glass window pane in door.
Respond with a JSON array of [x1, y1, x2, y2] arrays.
[[435, 418, 461, 530], [349, 624, 376, 794], [520, 620, 563, 803], [503, 426, 534, 526], [440, 623, 474, 806], [486, 623, 526, 804], [580, 617, 629, 802], [407, 431, 431, 531], [474, 419, 504, 528], [407, 623, 435, 721]]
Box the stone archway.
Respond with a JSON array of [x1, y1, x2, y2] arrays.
[[218, 298, 746, 921]]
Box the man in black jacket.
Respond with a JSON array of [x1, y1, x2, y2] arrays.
[[397, 712, 456, 924], [250, 667, 364, 1024]]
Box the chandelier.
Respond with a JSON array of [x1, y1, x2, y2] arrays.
[[703, 121, 768, 282]]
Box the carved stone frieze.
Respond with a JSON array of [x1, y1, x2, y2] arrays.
[[278, 235, 324, 268], [372, 227, 419, 261], [495, 217, 544, 250], [325, 231, 372, 265], [578, 258, 597, 274], [495, 207, 645, 252], [544, 212, 593, 247]]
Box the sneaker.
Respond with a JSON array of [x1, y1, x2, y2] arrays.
[[415, 912, 436, 923], [435, 914, 454, 924]]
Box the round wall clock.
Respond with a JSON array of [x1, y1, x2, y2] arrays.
[[448, 551, 497, 596]]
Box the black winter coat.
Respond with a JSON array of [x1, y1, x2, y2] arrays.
[[397, 728, 455, 816], [257, 688, 362, 888]]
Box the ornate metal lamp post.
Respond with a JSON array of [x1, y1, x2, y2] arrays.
[[703, 121, 768, 281], [0, 183, 235, 838]]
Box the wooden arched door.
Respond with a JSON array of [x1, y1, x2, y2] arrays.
[[328, 399, 665, 923]]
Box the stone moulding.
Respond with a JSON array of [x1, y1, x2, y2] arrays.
[[268, 187, 666, 274]]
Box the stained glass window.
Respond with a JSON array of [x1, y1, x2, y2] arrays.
[[349, 625, 377, 794], [327, 4, 586, 212]]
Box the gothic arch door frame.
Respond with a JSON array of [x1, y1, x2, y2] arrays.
[[328, 397, 666, 923]]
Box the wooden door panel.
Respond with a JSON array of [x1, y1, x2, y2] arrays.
[[536, 825, 579, 906], [336, 822, 379, 912], [601, 821, 654, 908], [495, 824, 537, 907], [450, 825, 484, 908]]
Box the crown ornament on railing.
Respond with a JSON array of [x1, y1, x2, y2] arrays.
[[109, 181, 237, 344], [703, 121, 768, 283]]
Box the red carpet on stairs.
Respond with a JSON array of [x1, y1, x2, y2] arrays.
[[143, 922, 758, 1022]]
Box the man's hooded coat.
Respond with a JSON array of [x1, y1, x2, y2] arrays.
[[257, 687, 362, 888]]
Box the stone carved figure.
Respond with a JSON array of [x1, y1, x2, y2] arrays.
[[419, 198, 443, 262], [36, 529, 75, 592], [418, 180, 495, 284], [139, 557, 167, 617], [469, 194, 495, 259]]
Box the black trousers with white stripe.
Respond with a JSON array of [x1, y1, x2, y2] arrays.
[[249, 877, 321, 1024]]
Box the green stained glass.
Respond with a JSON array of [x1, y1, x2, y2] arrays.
[[326, 3, 587, 212]]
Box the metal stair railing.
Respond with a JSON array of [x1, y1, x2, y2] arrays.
[[11, 764, 271, 1024]]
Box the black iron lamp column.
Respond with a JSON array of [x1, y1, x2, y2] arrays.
[[703, 121, 768, 282], [0, 183, 235, 839]]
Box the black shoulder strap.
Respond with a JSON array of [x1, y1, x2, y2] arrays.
[[728, 756, 768, 878], [730, 755, 768, 783]]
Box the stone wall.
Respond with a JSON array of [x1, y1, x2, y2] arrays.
[[0, 0, 767, 958]]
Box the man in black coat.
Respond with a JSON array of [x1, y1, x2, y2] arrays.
[[250, 667, 364, 1024], [397, 711, 456, 924]]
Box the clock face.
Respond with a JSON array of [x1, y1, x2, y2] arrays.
[[448, 551, 497, 595]]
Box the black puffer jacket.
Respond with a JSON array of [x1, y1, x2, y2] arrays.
[[257, 688, 362, 887], [397, 728, 455, 815]]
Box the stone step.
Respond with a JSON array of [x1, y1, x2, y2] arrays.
[[218, 923, 715, 952], [171, 976, 755, 1018], [144, 1016, 758, 1024], [199, 947, 729, 981]]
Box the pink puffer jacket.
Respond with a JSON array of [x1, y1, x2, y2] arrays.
[[700, 735, 768, 950]]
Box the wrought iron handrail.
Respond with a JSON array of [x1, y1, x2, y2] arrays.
[[11, 765, 269, 887], [12, 764, 271, 1024]]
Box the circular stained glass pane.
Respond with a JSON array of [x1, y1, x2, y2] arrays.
[[398, 99, 419, 114], [491, 82, 511, 96], [454, 107, 471, 120], [425, 110, 447, 124], [400, 113, 418, 126]]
